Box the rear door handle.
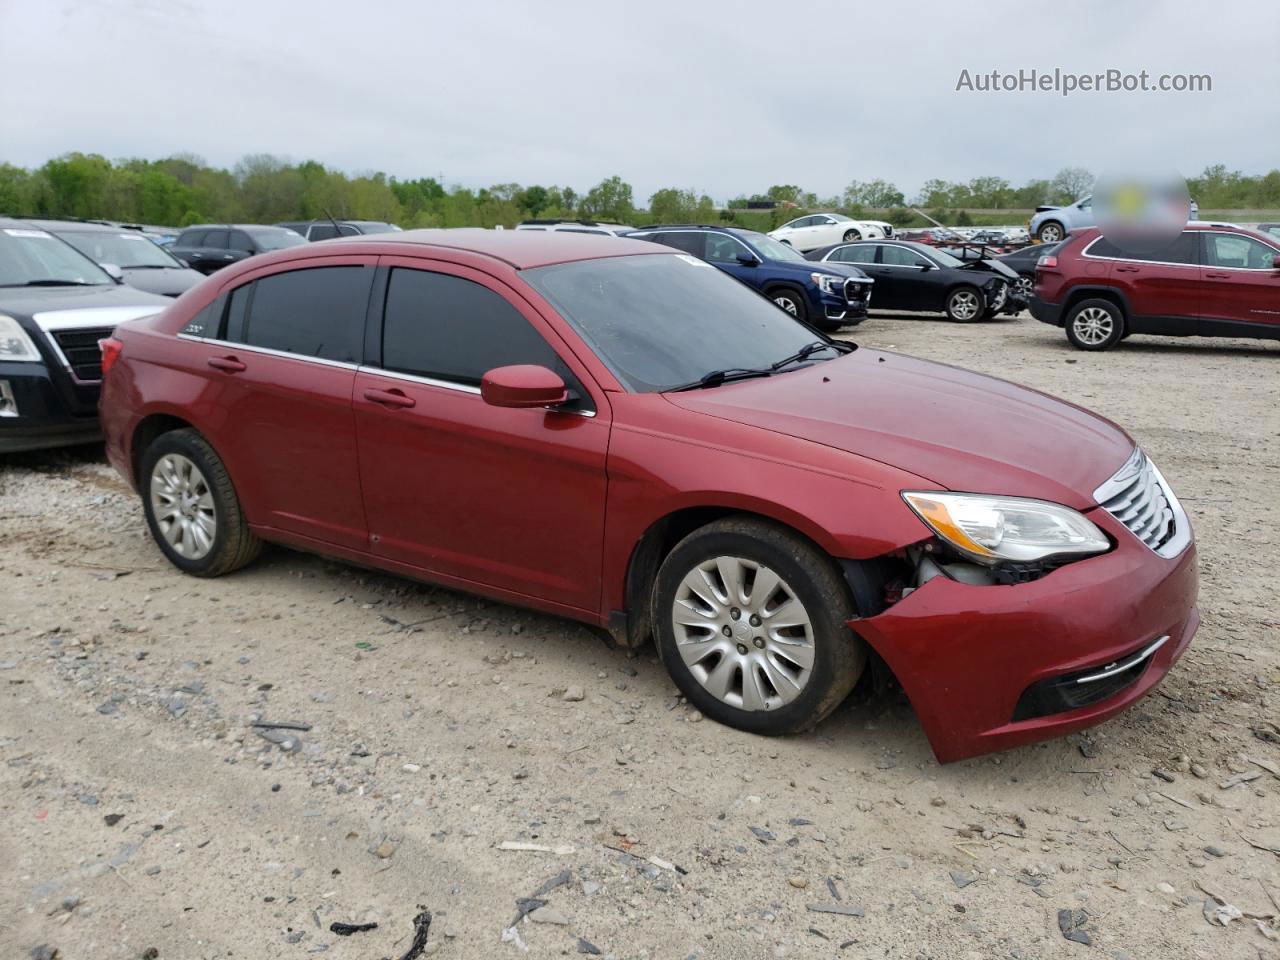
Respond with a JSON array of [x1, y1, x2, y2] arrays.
[[363, 387, 416, 409], [1115, 266, 1140, 273], [207, 355, 246, 373]]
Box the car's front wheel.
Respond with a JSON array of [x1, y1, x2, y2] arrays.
[[140, 428, 261, 576], [1013, 274, 1033, 301], [1064, 298, 1125, 350], [842, 229, 861, 242], [652, 517, 866, 735], [1036, 221, 1065, 244], [768, 288, 809, 324], [945, 286, 985, 322]]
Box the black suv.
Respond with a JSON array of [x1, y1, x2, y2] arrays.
[[626, 225, 872, 331], [0, 218, 170, 452], [170, 224, 307, 274], [276, 219, 402, 241]]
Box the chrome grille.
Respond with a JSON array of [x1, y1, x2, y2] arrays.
[[844, 278, 871, 304], [1094, 449, 1183, 555]]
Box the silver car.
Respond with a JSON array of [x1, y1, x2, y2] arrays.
[[1031, 195, 1199, 244]]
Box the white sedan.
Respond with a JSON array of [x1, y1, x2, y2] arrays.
[[768, 213, 887, 251]]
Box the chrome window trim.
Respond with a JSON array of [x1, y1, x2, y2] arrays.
[[1075, 635, 1168, 685], [1199, 230, 1280, 271], [361, 366, 597, 417], [175, 333, 359, 370], [1081, 235, 1199, 268]]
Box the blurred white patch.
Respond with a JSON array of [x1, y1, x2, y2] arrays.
[[1095, 171, 1191, 254]]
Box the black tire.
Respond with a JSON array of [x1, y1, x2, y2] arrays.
[[768, 287, 809, 324], [945, 285, 985, 322], [842, 228, 861, 242], [140, 428, 262, 577], [1064, 298, 1125, 351], [1036, 221, 1065, 244], [651, 516, 866, 736]]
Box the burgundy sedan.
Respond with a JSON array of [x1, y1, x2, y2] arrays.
[[99, 230, 1199, 762]]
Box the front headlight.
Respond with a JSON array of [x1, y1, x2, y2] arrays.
[[902, 491, 1109, 565], [810, 272, 843, 296], [0, 315, 41, 362]]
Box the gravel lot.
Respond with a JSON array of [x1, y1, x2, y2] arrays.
[[2, 310, 1278, 960]]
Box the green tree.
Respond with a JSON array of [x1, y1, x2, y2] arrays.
[[580, 176, 634, 222], [842, 179, 904, 208]]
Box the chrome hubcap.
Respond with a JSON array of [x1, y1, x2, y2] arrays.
[[1040, 224, 1062, 242], [150, 454, 216, 559], [1014, 276, 1033, 299], [950, 290, 979, 320], [1073, 306, 1114, 345], [672, 556, 815, 711], [773, 296, 798, 315]]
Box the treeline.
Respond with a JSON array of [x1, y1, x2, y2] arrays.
[[2, 153, 1278, 230]]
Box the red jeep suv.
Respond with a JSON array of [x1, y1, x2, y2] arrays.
[[99, 230, 1199, 763], [1031, 223, 1280, 350]]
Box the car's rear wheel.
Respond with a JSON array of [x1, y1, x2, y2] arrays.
[[1036, 221, 1065, 244], [945, 286, 985, 322], [652, 517, 866, 735], [842, 229, 861, 242], [769, 288, 809, 324], [1064, 298, 1125, 351], [141, 429, 261, 576]]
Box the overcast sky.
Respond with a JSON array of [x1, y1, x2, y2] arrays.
[[2, 0, 1277, 202]]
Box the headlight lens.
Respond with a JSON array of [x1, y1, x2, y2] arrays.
[[810, 272, 843, 296], [0, 315, 41, 362], [902, 491, 1109, 564]]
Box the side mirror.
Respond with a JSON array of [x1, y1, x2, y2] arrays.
[[101, 263, 124, 283], [736, 252, 760, 266], [481, 364, 568, 409], [917, 262, 934, 271]]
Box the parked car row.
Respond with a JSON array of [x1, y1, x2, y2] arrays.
[[94, 228, 1200, 763]]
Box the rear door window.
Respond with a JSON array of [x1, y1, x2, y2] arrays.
[[829, 245, 875, 264], [652, 231, 706, 258], [228, 265, 372, 362], [1089, 233, 1198, 264], [202, 229, 229, 250], [379, 267, 571, 388]]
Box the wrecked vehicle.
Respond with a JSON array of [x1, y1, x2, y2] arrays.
[[98, 229, 1198, 763], [805, 239, 1024, 320]]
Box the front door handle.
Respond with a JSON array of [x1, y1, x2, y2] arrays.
[[207, 355, 246, 373], [363, 388, 416, 409], [1204, 271, 1230, 279]]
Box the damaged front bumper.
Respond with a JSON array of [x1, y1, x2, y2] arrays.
[[848, 515, 1199, 763]]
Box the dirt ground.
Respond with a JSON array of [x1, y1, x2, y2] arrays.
[[2, 310, 1278, 960]]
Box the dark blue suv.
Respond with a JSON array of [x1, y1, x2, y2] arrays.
[[626, 225, 872, 331]]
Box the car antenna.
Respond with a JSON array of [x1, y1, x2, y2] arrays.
[[323, 208, 343, 237]]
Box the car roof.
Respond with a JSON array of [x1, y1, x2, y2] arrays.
[[182, 223, 298, 232], [333, 228, 674, 269], [630, 224, 759, 238], [9, 217, 124, 232]]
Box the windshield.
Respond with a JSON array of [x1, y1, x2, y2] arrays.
[[58, 230, 181, 268], [747, 232, 806, 262], [524, 253, 828, 393], [0, 227, 114, 286], [250, 229, 308, 251], [828, 213, 853, 223]]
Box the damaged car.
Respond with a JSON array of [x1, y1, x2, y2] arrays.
[[806, 239, 1023, 320], [98, 229, 1198, 763]]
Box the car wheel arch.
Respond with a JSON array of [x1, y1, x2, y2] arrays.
[[1062, 284, 1130, 319], [131, 412, 197, 491], [616, 504, 883, 650], [762, 281, 811, 307]]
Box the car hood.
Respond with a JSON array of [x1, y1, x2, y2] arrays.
[[959, 259, 1019, 281], [0, 283, 171, 323], [665, 349, 1134, 510], [771, 259, 870, 281], [121, 267, 205, 297], [1034, 204, 1062, 213]]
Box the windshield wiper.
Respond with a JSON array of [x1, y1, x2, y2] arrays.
[[121, 264, 169, 269], [0, 279, 101, 287], [770, 340, 852, 372], [668, 367, 775, 392]]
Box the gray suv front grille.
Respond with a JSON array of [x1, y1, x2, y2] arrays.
[[1093, 448, 1189, 557]]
